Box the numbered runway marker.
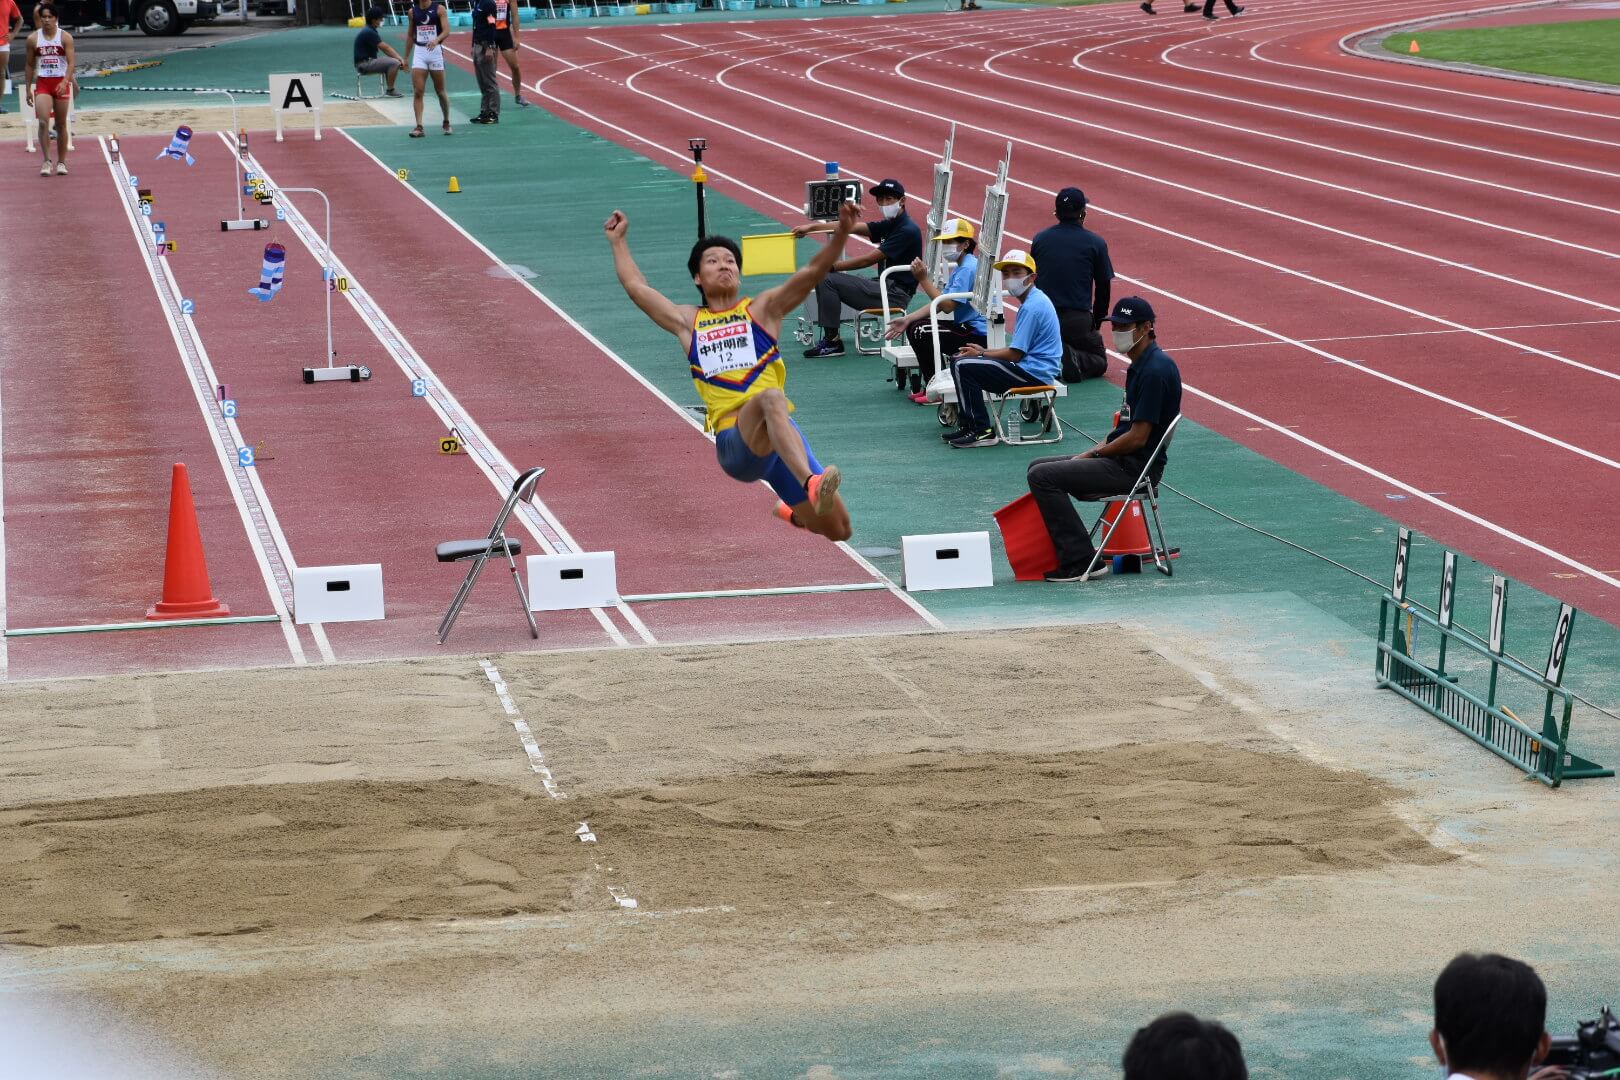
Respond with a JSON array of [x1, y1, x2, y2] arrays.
[[164, 240, 178, 253], [238, 446, 256, 468], [180, 298, 196, 315], [396, 167, 410, 181], [245, 172, 257, 183], [141, 204, 152, 217], [222, 399, 238, 418], [411, 379, 428, 397], [275, 208, 286, 221], [337, 276, 350, 293]]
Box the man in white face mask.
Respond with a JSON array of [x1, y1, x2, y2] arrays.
[[793, 178, 922, 358], [1430, 953, 1566, 1080], [1026, 296, 1182, 582]]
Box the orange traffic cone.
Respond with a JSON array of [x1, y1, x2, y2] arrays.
[[1409, 39, 1421, 53], [147, 463, 231, 620], [1098, 499, 1157, 557]]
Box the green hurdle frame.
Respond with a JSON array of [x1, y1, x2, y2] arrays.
[[1373, 533, 1612, 788]]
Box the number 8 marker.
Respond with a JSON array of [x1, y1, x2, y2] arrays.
[[411, 379, 428, 397]]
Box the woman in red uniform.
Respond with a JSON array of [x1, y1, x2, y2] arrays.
[[25, 3, 76, 176]]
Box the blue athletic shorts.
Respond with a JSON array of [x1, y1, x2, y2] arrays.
[[715, 420, 822, 507]]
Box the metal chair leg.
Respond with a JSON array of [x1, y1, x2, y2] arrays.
[[1146, 492, 1174, 577], [437, 550, 492, 644], [505, 546, 539, 639]]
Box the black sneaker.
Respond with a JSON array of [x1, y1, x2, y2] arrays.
[[1140, 1, 1155, 11], [940, 426, 974, 443], [1181, 2, 1198, 9], [1202, 11, 1218, 19], [948, 428, 999, 449], [803, 339, 845, 358], [1230, 5, 1245, 12], [1044, 562, 1111, 583], [470, 114, 493, 124]]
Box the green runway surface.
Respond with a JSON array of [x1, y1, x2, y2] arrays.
[[43, 24, 1620, 1077], [1384, 17, 1620, 86]]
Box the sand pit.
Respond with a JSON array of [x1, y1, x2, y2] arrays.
[[4, 101, 390, 141], [0, 743, 1447, 949], [0, 625, 1605, 1078]]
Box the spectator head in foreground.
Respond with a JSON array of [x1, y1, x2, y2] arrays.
[[1432, 953, 1556, 1080], [1122, 1012, 1248, 1080]]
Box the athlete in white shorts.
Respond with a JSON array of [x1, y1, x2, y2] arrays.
[[405, 0, 451, 137]]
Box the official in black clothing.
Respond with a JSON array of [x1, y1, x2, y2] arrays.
[[1030, 187, 1114, 382], [1027, 296, 1182, 583], [793, 178, 923, 358], [469, 0, 500, 123]]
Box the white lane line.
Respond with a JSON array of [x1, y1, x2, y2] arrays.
[[98, 137, 310, 665], [1175, 317, 1620, 352], [337, 122, 942, 632], [479, 658, 638, 909], [660, 33, 700, 47], [587, 35, 642, 57], [530, 43, 1620, 598], [235, 136, 641, 649]]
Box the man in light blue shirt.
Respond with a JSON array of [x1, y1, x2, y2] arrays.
[[885, 218, 989, 399], [944, 249, 1062, 448]]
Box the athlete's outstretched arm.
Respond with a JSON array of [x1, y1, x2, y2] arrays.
[[604, 210, 686, 338], [753, 200, 859, 327]]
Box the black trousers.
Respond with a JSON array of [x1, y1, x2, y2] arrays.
[[1056, 307, 1107, 382], [813, 272, 912, 333], [1026, 455, 1137, 569], [904, 320, 986, 385], [1203, 0, 1240, 15]]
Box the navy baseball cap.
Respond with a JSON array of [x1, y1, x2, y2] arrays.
[[1106, 296, 1156, 325], [1055, 186, 1087, 213], [870, 178, 906, 199]]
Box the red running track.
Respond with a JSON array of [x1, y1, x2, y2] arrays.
[[506, 0, 1620, 624], [0, 130, 929, 680]]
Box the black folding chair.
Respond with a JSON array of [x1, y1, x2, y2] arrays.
[[435, 467, 545, 644], [1076, 414, 1182, 579]]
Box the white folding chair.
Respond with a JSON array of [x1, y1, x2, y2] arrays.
[[1075, 414, 1182, 578], [435, 467, 545, 644]]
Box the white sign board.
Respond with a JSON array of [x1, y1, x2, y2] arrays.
[[269, 72, 324, 143]]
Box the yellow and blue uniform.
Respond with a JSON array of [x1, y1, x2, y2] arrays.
[[689, 298, 824, 506]]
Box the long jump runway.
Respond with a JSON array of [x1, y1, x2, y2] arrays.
[[497, 0, 1620, 625], [0, 134, 931, 681]]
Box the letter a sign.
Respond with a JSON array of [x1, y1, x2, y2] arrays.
[[269, 73, 325, 143]]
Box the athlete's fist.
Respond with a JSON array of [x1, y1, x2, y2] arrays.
[[603, 210, 628, 241]]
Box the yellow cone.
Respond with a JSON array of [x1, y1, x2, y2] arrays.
[[448, 176, 461, 194], [1409, 39, 1420, 53]]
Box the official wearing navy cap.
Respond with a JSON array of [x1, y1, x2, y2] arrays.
[[792, 177, 923, 357], [1031, 186, 1115, 382], [1026, 295, 1183, 582]]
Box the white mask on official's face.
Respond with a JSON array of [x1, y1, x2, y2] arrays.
[[879, 200, 902, 220], [1112, 327, 1142, 353], [1005, 274, 1030, 298], [942, 242, 962, 260]]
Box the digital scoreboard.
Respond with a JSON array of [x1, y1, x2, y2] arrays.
[[804, 179, 863, 221]]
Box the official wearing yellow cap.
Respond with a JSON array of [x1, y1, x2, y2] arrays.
[[884, 218, 990, 399], [944, 248, 1065, 448]]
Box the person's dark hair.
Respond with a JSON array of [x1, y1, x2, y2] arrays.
[[36, 2, 58, 15], [1122, 1012, 1248, 1080], [366, 5, 385, 19], [954, 236, 978, 255], [688, 235, 742, 303], [1434, 953, 1547, 1077]]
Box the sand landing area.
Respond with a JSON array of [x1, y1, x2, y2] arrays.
[[3, 100, 391, 141], [0, 626, 1611, 1077]]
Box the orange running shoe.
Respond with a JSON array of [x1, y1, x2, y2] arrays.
[[805, 465, 841, 515]]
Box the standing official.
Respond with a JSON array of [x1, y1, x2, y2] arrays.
[[1031, 187, 1114, 382], [469, 0, 500, 124]]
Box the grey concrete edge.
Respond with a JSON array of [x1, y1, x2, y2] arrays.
[[1336, 0, 1620, 99]]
